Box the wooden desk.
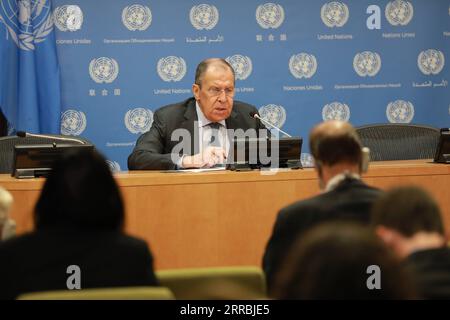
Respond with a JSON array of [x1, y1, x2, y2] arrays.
[[1, 160, 449, 270]]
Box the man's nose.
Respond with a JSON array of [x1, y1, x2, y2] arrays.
[[217, 90, 227, 102]]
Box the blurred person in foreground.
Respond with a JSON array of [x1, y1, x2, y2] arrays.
[[0, 149, 158, 300], [273, 222, 417, 299], [0, 186, 15, 240], [263, 120, 381, 294], [372, 186, 450, 299]]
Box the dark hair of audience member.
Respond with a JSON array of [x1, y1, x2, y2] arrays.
[[371, 186, 444, 237], [309, 121, 362, 167], [273, 222, 417, 299], [35, 148, 124, 231]]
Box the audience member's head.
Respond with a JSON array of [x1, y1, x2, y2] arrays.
[[0, 186, 15, 240], [273, 222, 416, 299], [35, 148, 124, 231], [309, 120, 364, 189], [371, 186, 446, 259]]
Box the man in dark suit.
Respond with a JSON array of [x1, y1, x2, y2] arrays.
[[372, 186, 450, 299], [262, 120, 381, 295], [128, 58, 265, 170]]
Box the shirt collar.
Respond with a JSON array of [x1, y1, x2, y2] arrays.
[[325, 171, 361, 192], [195, 101, 226, 128]]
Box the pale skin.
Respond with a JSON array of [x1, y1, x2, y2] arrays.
[[376, 226, 447, 259], [181, 61, 234, 168]]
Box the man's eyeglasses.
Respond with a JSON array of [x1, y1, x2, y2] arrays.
[[206, 86, 235, 97]]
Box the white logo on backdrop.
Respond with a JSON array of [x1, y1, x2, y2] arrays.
[[225, 55, 253, 80], [259, 104, 286, 129], [322, 102, 350, 121], [289, 53, 318, 79], [189, 4, 219, 30], [417, 49, 445, 75], [106, 160, 121, 173], [125, 108, 153, 134], [386, 100, 415, 123], [385, 0, 414, 26], [0, 0, 54, 50], [89, 57, 119, 83], [122, 4, 152, 31], [256, 3, 285, 29], [353, 51, 381, 77], [157, 56, 187, 82], [321, 2, 349, 28], [54, 5, 83, 32], [61, 109, 87, 136]]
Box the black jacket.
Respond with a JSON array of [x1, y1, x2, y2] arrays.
[[0, 229, 158, 300], [262, 178, 381, 294], [406, 247, 450, 299]]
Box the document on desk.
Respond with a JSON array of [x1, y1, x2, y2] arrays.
[[163, 166, 227, 173], [181, 166, 227, 173]]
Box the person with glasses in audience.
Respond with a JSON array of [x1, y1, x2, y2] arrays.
[[128, 58, 266, 170]]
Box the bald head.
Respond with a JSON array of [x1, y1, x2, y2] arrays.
[[309, 120, 363, 167], [194, 58, 235, 86]]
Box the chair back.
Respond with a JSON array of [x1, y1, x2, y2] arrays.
[[17, 286, 174, 300], [356, 124, 440, 161], [0, 135, 92, 174], [156, 266, 267, 299]]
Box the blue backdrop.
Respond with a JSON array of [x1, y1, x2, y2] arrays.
[[21, 0, 450, 170]]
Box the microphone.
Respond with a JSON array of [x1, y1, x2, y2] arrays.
[[249, 112, 292, 137], [16, 131, 86, 145]]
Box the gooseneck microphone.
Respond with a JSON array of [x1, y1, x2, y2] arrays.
[[16, 131, 86, 144], [249, 112, 292, 137]]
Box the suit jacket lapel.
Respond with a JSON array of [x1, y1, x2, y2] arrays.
[[179, 98, 199, 155]]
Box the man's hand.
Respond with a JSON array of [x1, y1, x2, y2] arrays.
[[181, 147, 227, 168]]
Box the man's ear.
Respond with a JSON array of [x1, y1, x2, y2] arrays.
[[192, 83, 200, 101], [360, 147, 370, 173]]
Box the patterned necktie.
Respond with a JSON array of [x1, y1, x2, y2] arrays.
[[207, 122, 222, 147]]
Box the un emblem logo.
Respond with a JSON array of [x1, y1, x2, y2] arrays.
[[353, 51, 381, 77], [125, 108, 153, 134], [301, 153, 315, 168], [322, 102, 350, 122], [89, 57, 119, 83], [106, 160, 121, 173], [0, 0, 54, 50], [157, 56, 187, 82], [385, 0, 413, 26], [386, 100, 415, 123], [417, 49, 445, 75], [256, 3, 285, 29], [122, 4, 152, 31], [321, 2, 349, 28], [54, 5, 83, 32], [259, 104, 286, 129], [225, 55, 252, 80], [189, 4, 219, 30], [289, 53, 318, 79], [61, 110, 87, 136]]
